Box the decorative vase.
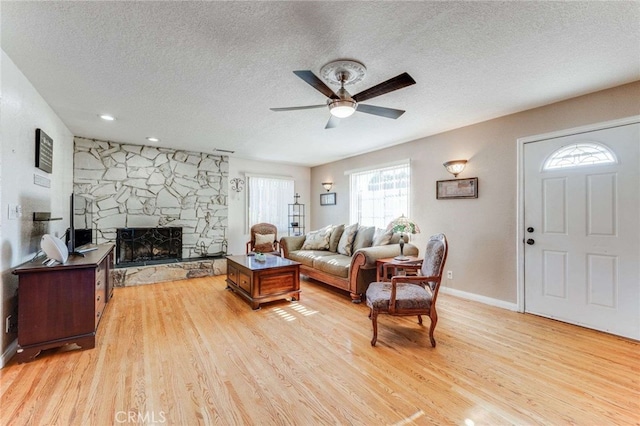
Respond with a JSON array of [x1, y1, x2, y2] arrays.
[[255, 253, 266, 262]]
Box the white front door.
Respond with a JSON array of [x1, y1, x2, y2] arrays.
[[523, 122, 640, 339]]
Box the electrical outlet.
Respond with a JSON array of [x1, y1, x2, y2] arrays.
[[5, 315, 11, 333], [447, 270, 453, 280]]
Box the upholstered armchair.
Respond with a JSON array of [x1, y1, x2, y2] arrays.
[[246, 223, 281, 255], [365, 233, 448, 347]]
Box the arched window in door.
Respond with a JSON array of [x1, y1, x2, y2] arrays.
[[543, 141, 617, 170]]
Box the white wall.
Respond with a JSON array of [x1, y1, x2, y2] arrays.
[[311, 81, 640, 305], [0, 51, 74, 364], [228, 158, 310, 255]]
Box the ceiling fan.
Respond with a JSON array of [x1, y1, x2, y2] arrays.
[[270, 60, 416, 129]]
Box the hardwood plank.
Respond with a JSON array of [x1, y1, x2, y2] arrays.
[[1, 276, 637, 425]]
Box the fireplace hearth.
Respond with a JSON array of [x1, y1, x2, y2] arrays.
[[116, 227, 182, 267]]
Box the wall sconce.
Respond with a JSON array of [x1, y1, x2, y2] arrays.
[[322, 182, 333, 192], [230, 178, 245, 192], [443, 160, 467, 177]]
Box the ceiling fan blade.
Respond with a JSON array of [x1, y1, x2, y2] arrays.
[[293, 70, 339, 99], [352, 72, 416, 103], [270, 105, 326, 112], [356, 104, 406, 119], [325, 115, 340, 129]]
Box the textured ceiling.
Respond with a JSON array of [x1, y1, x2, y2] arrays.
[[2, 1, 639, 167]]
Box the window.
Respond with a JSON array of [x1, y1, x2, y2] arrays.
[[348, 160, 410, 228], [247, 175, 294, 236], [543, 142, 617, 170]]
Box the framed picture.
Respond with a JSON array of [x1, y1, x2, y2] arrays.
[[320, 192, 336, 206], [436, 177, 478, 199], [35, 129, 53, 173]]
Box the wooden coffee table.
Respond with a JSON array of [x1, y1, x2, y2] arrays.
[[226, 254, 301, 309]]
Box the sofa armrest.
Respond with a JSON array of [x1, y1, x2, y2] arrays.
[[280, 235, 306, 258], [351, 243, 419, 268]]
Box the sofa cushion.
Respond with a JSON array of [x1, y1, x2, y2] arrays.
[[287, 250, 335, 268], [301, 225, 332, 250], [338, 223, 359, 256], [372, 228, 393, 246], [312, 254, 351, 279], [329, 224, 345, 253], [352, 226, 375, 251]]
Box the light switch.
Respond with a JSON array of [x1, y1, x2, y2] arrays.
[[7, 204, 17, 220]]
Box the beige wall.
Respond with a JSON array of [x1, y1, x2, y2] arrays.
[[1, 51, 74, 365], [311, 81, 640, 304]]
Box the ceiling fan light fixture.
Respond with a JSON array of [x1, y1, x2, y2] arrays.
[[328, 99, 357, 118]]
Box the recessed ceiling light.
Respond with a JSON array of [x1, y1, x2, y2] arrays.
[[146, 137, 160, 142], [99, 114, 115, 121]]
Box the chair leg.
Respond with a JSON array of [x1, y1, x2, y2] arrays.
[[429, 310, 438, 347], [370, 311, 378, 346]]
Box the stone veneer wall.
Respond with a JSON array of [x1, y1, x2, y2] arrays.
[[73, 137, 228, 259], [111, 258, 227, 287]]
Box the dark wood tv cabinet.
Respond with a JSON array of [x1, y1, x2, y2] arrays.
[[12, 244, 115, 363]]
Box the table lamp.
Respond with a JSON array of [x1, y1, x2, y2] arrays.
[[386, 214, 420, 260]]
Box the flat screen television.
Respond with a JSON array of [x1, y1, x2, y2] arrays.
[[66, 193, 94, 253]]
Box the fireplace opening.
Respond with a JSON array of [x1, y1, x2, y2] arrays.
[[116, 227, 182, 267]]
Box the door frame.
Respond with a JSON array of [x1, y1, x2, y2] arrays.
[[515, 115, 640, 313]]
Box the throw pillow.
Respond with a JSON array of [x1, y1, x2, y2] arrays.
[[337, 223, 359, 256], [255, 233, 275, 246], [254, 232, 276, 253], [329, 224, 345, 252], [372, 227, 393, 246], [352, 226, 375, 252], [301, 225, 332, 250]]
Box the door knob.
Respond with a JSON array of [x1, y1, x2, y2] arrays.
[[526, 239, 535, 245], [527, 227, 534, 233]]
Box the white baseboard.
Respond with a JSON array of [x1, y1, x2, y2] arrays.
[[1, 339, 18, 369], [439, 286, 518, 311]]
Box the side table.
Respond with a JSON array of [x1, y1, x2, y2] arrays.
[[375, 256, 422, 282]]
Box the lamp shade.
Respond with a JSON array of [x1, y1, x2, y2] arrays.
[[386, 214, 421, 235], [443, 159, 467, 177]]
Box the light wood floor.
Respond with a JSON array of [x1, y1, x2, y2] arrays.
[[1, 276, 638, 425]]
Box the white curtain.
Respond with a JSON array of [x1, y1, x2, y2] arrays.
[[247, 175, 294, 236]]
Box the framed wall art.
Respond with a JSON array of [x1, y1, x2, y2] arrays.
[[35, 128, 53, 173], [436, 177, 478, 199], [320, 192, 336, 206]]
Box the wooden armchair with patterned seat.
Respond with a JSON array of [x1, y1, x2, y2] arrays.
[[365, 233, 448, 347], [246, 222, 281, 256]]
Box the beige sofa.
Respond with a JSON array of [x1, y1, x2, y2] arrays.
[[280, 225, 418, 303]]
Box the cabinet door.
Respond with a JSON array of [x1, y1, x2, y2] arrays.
[[19, 269, 96, 345], [227, 264, 238, 285], [238, 272, 251, 293]]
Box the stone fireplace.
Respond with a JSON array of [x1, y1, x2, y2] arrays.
[[73, 137, 228, 260], [116, 227, 182, 267]]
